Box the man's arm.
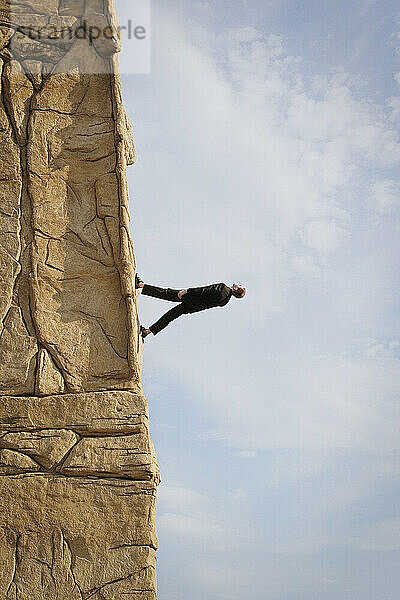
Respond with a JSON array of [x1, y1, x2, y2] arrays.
[[177, 286, 218, 300]]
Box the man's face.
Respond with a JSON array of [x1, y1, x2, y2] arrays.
[[232, 284, 245, 295]]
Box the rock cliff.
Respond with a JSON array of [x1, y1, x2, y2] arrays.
[[0, 1, 159, 598]]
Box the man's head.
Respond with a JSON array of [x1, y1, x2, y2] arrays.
[[232, 284, 246, 299]]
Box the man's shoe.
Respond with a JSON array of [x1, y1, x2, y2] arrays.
[[135, 274, 144, 289]]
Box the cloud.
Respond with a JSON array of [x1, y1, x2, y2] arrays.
[[391, 30, 400, 57], [130, 7, 400, 299], [300, 219, 349, 252], [388, 95, 400, 121], [158, 483, 209, 513], [157, 484, 222, 543], [361, 338, 400, 358], [155, 341, 400, 456], [157, 482, 247, 548], [126, 6, 400, 598], [370, 179, 400, 214], [132, 7, 400, 523], [291, 253, 320, 276], [158, 512, 225, 540]]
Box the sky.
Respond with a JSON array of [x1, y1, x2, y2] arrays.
[[117, 1, 400, 598]]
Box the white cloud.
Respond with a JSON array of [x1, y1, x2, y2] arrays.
[[158, 512, 225, 540], [391, 30, 400, 57], [370, 179, 400, 214], [193, 1, 211, 10], [300, 218, 348, 252], [157, 483, 246, 547], [291, 253, 320, 276], [158, 483, 209, 514], [127, 7, 400, 598], [156, 342, 400, 456], [132, 8, 400, 515], [130, 9, 400, 300], [361, 337, 400, 358], [388, 95, 400, 121], [158, 483, 223, 543]]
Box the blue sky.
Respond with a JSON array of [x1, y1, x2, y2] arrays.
[[117, 1, 400, 598]]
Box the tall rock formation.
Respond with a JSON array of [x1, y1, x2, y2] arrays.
[[0, 1, 159, 598]]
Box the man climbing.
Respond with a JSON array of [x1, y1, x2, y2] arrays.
[[136, 276, 246, 340]]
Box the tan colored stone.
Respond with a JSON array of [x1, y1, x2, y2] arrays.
[[85, 0, 107, 15], [0, 305, 38, 395], [35, 346, 65, 396], [0, 120, 20, 182], [0, 429, 79, 469], [42, 61, 53, 76], [120, 104, 137, 165], [5, 529, 83, 599], [29, 262, 134, 392], [96, 172, 120, 219], [5, 0, 60, 15], [33, 39, 113, 112], [2, 528, 157, 599], [0, 391, 149, 435], [22, 59, 43, 88], [61, 433, 160, 482], [0, 78, 37, 395], [47, 15, 78, 37], [0, 61, 22, 326], [10, 30, 66, 63], [95, 172, 122, 261], [59, 0, 85, 17], [0, 25, 12, 50], [1, 14, 48, 31], [25, 45, 139, 391], [0, 448, 41, 474], [3, 59, 34, 144], [0, 235, 20, 325], [84, 11, 121, 57], [0, 476, 158, 597]]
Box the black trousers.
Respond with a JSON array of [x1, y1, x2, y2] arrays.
[[142, 284, 189, 335]]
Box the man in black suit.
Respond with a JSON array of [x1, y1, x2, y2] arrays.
[[136, 276, 246, 339]]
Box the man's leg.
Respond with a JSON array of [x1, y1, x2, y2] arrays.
[[147, 304, 187, 336], [141, 284, 181, 302]]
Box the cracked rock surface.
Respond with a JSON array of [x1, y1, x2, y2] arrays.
[[0, 0, 139, 395], [0, 2, 159, 598]]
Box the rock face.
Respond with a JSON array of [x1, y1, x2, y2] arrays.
[[0, 1, 159, 598]]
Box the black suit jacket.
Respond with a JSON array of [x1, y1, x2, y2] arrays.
[[182, 283, 232, 313]]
